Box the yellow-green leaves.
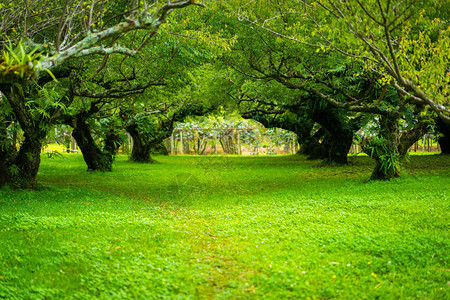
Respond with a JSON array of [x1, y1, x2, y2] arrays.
[[397, 19, 449, 105], [0, 40, 45, 83]]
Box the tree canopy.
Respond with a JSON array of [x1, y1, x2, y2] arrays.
[[0, 0, 448, 187]]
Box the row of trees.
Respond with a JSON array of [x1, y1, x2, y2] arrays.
[[0, 0, 449, 188]]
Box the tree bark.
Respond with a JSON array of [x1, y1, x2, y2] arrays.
[[14, 134, 43, 188], [398, 122, 430, 156], [126, 121, 173, 162], [126, 123, 156, 163], [0, 84, 49, 189], [241, 111, 328, 158], [298, 128, 329, 160], [326, 131, 353, 165], [70, 117, 118, 171], [0, 122, 14, 188], [310, 109, 358, 165], [0, 155, 10, 188], [123, 103, 208, 162], [0, 132, 44, 189], [152, 142, 169, 155], [437, 117, 450, 154]]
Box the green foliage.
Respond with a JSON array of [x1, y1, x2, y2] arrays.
[[96, 117, 127, 152], [0, 39, 61, 84], [28, 86, 66, 118], [0, 154, 449, 298], [3, 41, 40, 66], [0, 41, 41, 82], [366, 137, 402, 175], [133, 115, 159, 138]]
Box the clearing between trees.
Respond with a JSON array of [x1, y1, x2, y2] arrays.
[[0, 154, 449, 298]]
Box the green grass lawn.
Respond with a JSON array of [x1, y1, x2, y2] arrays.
[[1, 154, 449, 299]]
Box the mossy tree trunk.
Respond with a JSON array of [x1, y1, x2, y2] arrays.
[[241, 110, 331, 160], [70, 117, 120, 171], [13, 134, 44, 188], [298, 127, 330, 160], [241, 106, 356, 163], [126, 123, 172, 162], [0, 135, 43, 189], [0, 129, 45, 189], [0, 119, 14, 188], [310, 109, 359, 165], [123, 104, 207, 162], [369, 151, 400, 181], [398, 122, 431, 157], [326, 131, 354, 165], [362, 114, 401, 180], [152, 142, 169, 156], [126, 123, 156, 163], [0, 84, 52, 189], [0, 156, 10, 188]]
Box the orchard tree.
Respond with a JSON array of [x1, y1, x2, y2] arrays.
[[62, 97, 127, 172]]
